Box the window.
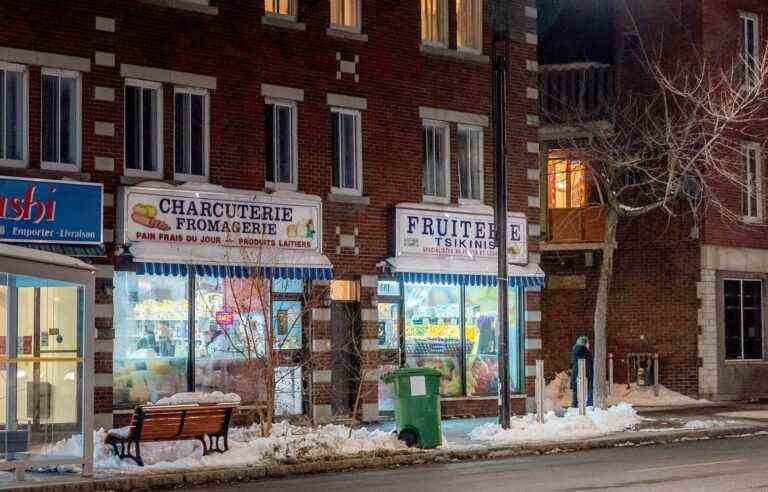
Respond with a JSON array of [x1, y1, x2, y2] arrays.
[[265, 101, 297, 189], [0, 63, 26, 166], [174, 87, 209, 180], [124, 80, 162, 176], [743, 143, 762, 220], [423, 121, 449, 200], [331, 108, 362, 194], [740, 12, 759, 87], [331, 0, 360, 32], [41, 69, 80, 169], [457, 0, 482, 51], [724, 279, 763, 360], [265, 0, 295, 17], [459, 126, 483, 201], [547, 151, 586, 209], [421, 0, 447, 46]]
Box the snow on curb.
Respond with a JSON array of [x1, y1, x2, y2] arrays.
[[468, 403, 641, 444]]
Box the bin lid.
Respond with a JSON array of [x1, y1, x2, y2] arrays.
[[381, 367, 442, 382]]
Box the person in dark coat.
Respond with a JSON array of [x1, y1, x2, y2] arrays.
[[570, 336, 594, 407]]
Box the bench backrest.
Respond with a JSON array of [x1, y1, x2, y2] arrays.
[[131, 403, 237, 441]]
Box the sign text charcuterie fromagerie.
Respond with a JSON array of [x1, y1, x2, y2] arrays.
[[395, 206, 528, 264], [122, 187, 322, 252]]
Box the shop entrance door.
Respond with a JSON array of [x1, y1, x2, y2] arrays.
[[330, 301, 360, 416]]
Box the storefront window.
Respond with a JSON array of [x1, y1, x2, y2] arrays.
[[404, 284, 462, 397], [465, 286, 500, 397], [113, 272, 189, 407], [275, 366, 302, 415]]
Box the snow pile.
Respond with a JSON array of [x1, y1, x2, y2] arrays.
[[543, 371, 709, 409], [42, 421, 406, 475], [468, 403, 641, 444], [151, 391, 241, 406], [683, 419, 731, 430]]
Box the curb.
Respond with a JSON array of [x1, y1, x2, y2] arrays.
[[11, 425, 768, 492]]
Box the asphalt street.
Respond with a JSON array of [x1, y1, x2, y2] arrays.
[[193, 434, 768, 492]]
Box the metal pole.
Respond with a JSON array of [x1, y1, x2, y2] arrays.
[[492, 34, 510, 429], [535, 360, 545, 423], [608, 352, 614, 397], [577, 359, 587, 416], [653, 354, 660, 397]]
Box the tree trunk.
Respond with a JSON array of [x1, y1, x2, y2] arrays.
[[592, 206, 618, 409]]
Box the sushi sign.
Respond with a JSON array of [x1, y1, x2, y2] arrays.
[[120, 185, 322, 253]]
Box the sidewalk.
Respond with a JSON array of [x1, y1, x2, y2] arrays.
[[5, 403, 768, 492]]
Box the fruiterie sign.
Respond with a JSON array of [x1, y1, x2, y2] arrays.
[[395, 206, 528, 265], [122, 186, 321, 252]]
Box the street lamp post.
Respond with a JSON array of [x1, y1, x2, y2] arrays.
[[489, 0, 513, 429]]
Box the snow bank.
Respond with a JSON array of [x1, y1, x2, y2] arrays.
[[468, 403, 641, 444], [544, 371, 709, 410], [42, 421, 406, 476], [150, 391, 241, 406]]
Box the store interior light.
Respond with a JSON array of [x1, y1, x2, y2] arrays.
[[64, 371, 76, 381], [16, 369, 26, 379]]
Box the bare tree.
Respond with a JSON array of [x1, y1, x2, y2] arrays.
[[541, 1, 768, 408]]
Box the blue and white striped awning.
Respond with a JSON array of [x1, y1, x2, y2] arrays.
[[136, 261, 333, 280], [387, 256, 545, 287], [394, 271, 544, 287]]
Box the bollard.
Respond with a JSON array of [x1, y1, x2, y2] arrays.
[[577, 358, 587, 416], [653, 354, 660, 397], [535, 360, 545, 423], [608, 353, 614, 397]]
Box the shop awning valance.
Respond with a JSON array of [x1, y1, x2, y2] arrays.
[[136, 262, 332, 280], [386, 256, 545, 287]]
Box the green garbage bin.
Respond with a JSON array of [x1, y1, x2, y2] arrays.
[[382, 367, 442, 449]]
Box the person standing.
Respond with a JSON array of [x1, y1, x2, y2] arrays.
[[570, 336, 594, 407]]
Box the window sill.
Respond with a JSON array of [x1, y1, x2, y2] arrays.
[[125, 169, 164, 181], [326, 28, 368, 42], [41, 161, 81, 173], [743, 215, 763, 224], [262, 15, 306, 31], [422, 195, 450, 205], [724, 359, 768, 365], [0, 159, 27, 169], [420, 44, 490, 64], [137, 0, 219, 15], [327, 192, 370, 205], [175, 173, 210, 184], [121, 175, 165, 186], [266, 181, 298, 192], [458, 198, 484, 207]]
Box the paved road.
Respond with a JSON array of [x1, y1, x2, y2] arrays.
[[194, 434, 768, 491]]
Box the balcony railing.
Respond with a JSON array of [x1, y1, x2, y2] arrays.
[[539, 62, 615, 125], [547, 206, 606, 243]]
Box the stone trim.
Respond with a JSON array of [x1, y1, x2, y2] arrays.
[[327, 192, 371, 205], [95, 17, 116, 32], [420, 44, 490, 64], [528, 223, 541, 238], [527, 168, 540, 181], [360, 275, 378, 289], [137, 0, 219, 15], [360, 309, 377, 322], [261, 83, 304, 102], [526, 60, 539, 72], [261, 15, 306, 31], [103, 193, 116, 207], [0, 46, 91, 72], [94, 156, 115, 171], [94, 87, 115, 102], [120, 63, 217, 90], [312, 404, 332, 423], [526, 88, 539, 100], [94, 51, 115, 67], [361, 338, 378, 351], [525, 338, 542, 350], [525, 6, 538, 18], [526, 114, 540, 126], [327, 93, 367, 110], [94, 122, 115, 137], [527, 142, 540, 153], [94, 264, 114, 278], [525, 310, 542, 322], [525, 33, 538, 45], [326, 28, 368, 42], [312, 308, 331, 321], [419, 107, 489, 127], [313, 370, 332, 383], [312, 339, 331, 352], [527, 196, 540, 208], [95, 373, 113, 387]]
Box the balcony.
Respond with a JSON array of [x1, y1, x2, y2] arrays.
[[546, 206, 606, 244], [539, 62, 615, 128]]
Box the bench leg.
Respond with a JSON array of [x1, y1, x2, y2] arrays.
[[129, 441, 144, 467], [198, 436, 209, 456]]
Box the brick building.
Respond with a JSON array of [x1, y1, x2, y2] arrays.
[[0, 0, 542, 430], [538, 0, 768, 401]]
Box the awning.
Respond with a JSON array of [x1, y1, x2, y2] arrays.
[[130, 242, 332, 280], [386, 256, 545, 287]]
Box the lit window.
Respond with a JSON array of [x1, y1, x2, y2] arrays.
[[125, 80, 162, 175], [740, 12, 760, 87], [724, 279, 763, 360], [265, 101, 297, 189], [423, 121, 449, 200], [331, 0, 360, 31], [459, 126, 483, 201], [331, 108, 363, 195], [42, 69, 80, 169], [421, 0, 447, 45], [743, 143, 762, 220], [174, 87, 209, 180], [457, 0, 482, 51], [0, 63, 26, 166], [547, 152, 586, 209], [265, 0, 295, 17]]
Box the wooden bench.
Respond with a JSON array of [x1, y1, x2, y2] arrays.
[[106, 403, 238, 466]]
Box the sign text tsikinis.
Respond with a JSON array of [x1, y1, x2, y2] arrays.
[[122, 187, 322, 252], [395, 207, 527, 264], [0, 177, 103, 244]]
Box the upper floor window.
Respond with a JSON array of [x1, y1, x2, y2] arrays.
[[743, 143, 762, 221], [724, 279, 763, 360], [125, 80, 162, 176], [0, 63, 26, 167], [265, 100, 297, 189], [41, 69, 80, 169], [331, 0, 360, 32], [421, 0, 447, 46], [458, 125, 483, 201], [457, 0, 482, 51], [265, 0, 295, 17], [547, 152, 586, 209], [423, 120, 449, 201], [740, 12, 760, 87], [331, 107, 363, 195], [174, 87, 209, 181]]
